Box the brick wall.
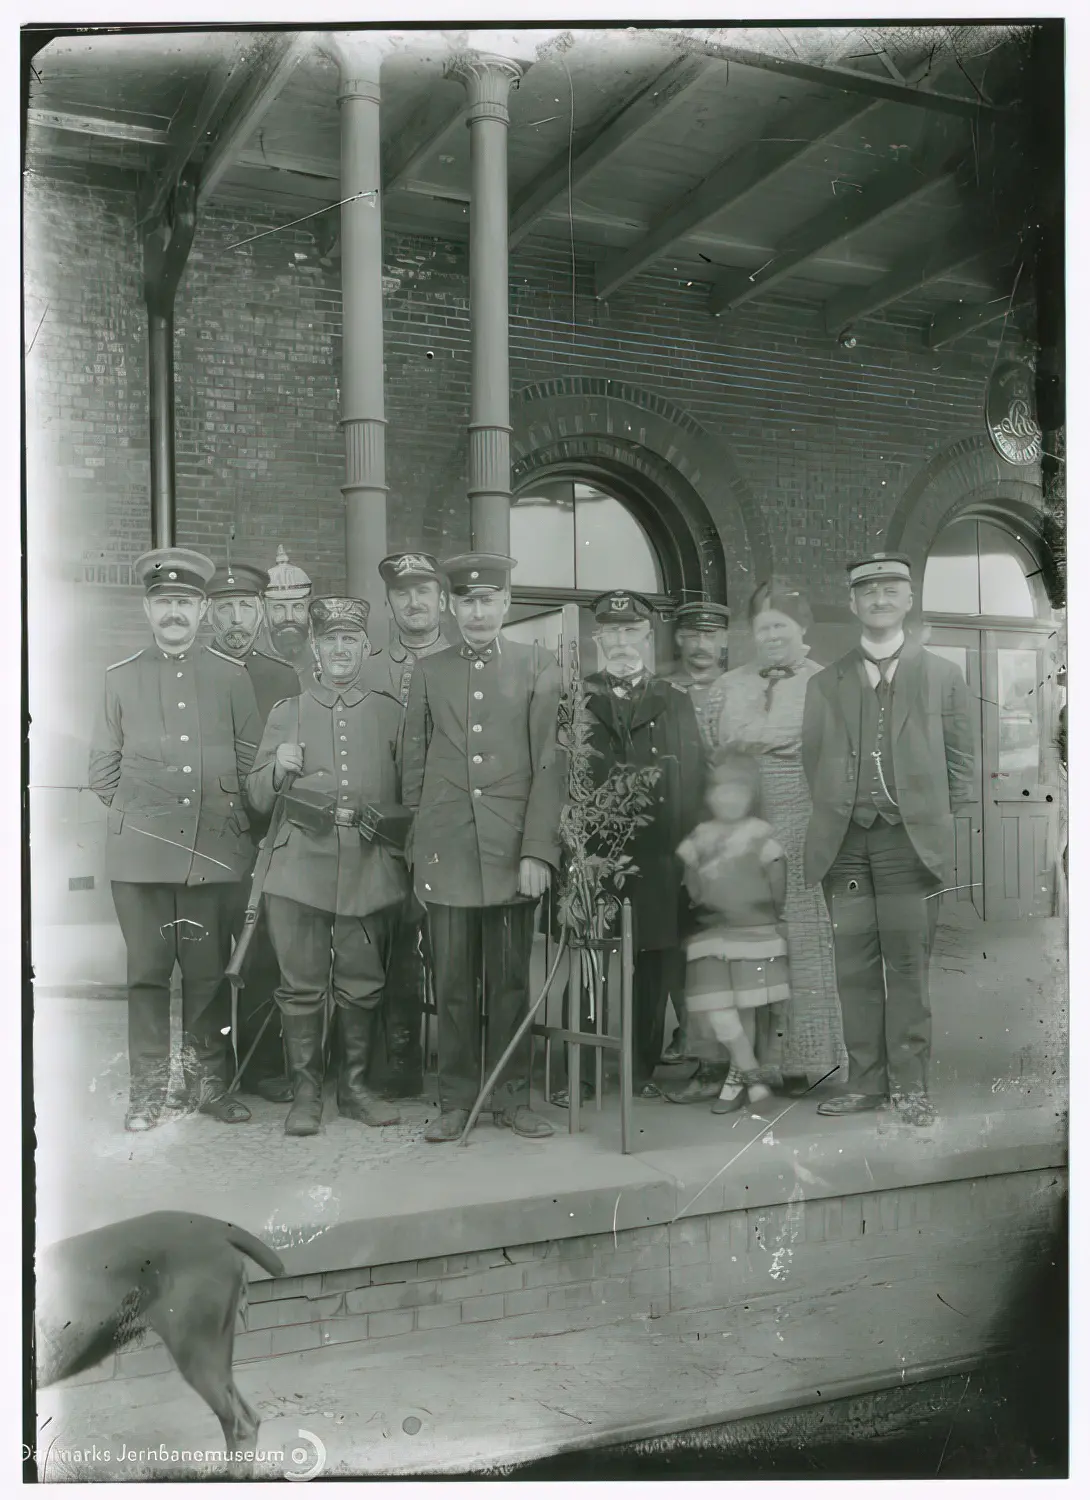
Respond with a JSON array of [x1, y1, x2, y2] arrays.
[[60, 1168, 1062, 1387]]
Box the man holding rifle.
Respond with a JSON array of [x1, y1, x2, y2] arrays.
[[245, 596, 410, 1136]]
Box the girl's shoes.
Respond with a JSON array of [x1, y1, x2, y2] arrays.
[[711, 1071, 771, 1114]]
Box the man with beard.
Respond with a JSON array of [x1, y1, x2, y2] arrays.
[[88, 549, 261, 1132], [574, 591, 705, 1100], [361, 552, 450, 1100], [802, 553, 975, 1126], [247, 597, 409, 1136], [263, 545, 314, 684], [402, 554, 564, 1143], [206, 560, 299, 1104]]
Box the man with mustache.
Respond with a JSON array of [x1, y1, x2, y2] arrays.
[[401, 553, 564, 1142], [802, 553, 976, 1126], [567, 592, 705, 1102], [206, 560, 300, 1103], [88, 548, 262, 1132], [361, 552, 451, 1100], [263, 545, 314, 684], [246, 597, 408, 1136]]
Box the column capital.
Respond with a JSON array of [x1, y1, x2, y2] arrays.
[[327, 31, 390, 93], [444, 53, 525, 124]]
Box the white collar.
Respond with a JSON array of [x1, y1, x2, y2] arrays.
[[860, 630, 905, 661]]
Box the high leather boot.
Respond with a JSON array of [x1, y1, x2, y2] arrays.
[[381, 1021, 424, 1101], [282, 1011, 325, 1137], [337, 1007, 399, 1127]]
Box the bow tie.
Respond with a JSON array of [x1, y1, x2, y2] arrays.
[[758, 664, 796, 681], [608, 673, 645, 697]]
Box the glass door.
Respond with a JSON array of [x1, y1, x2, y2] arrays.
[[924, 626, 985, 917]]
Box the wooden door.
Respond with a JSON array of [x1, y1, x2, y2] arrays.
[[981, 628, 1060, 920], [924, 627, 985, 917]]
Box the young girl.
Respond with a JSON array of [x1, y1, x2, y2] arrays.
[[677, 751, 791, 1114]]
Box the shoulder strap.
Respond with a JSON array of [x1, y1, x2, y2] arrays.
[[106, 650, 142, 671]]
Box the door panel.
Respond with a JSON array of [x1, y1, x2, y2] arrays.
[[924, 632, 985, 917]]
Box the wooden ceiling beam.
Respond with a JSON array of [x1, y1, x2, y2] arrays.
[[27, 108, 170, 147], [508, 53, 714, 251], [595, 89, 875, 302], [927, 282, 1033, 349], [197, 31, 313, 209], [138, 35, 253, 225], [382, 85, 466, 194], [822, 226, 1008, 335], [707, 152, 960, 316]]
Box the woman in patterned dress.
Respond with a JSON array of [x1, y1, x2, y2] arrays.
[[715, 580, 846, 1093]]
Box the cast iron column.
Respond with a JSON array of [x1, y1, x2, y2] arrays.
[[446, 54, 525, 553], [332, 34, 388, 637], [142, 178, 197, 549]]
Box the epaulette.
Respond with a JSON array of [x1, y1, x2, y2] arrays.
[[254, 649, 297, 669], [106, 650, 143, 671], [669, 679, 688, 693], [266, 696, 296, 715], [206, 645, 246, 668]]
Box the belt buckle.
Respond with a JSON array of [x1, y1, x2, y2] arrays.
[[333, 807, 357, 828]]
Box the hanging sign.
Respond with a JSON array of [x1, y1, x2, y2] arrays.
[[986, 361, 1043, 466]]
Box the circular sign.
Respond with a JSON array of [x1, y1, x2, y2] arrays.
[[986, 361, 1043, 466]]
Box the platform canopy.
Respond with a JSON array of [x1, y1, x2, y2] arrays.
[[26, 23, 1037, 348]]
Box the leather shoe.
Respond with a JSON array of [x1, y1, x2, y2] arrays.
[[634, 1081, 663, 1100], [124, 1105, 159, 1133], [817, 1092, 885, 1116], [494, 1106, 555, 1139], [424, 1108, 470, 1143], [663, 1069, 727, 1105], [254, 1074, 294, 1104]]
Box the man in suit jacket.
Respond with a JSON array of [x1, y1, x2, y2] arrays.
[[246, 596, 409, 1137], [88, 548, 262, 1132], [801, 553, 976, 1125], [401, 553, 564, 1143], [572, 591, 706, 1101], [205, 560, 300, 1104]]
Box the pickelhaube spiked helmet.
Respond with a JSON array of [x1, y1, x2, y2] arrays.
[[264, 544, 313, 601]]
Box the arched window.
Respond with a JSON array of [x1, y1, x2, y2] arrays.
[[922, 517, 1046, 619], [510, 479, 662, 595]]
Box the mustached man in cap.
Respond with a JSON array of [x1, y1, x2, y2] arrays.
[[361, 551, 451, 1100], [801, 553, 976, 1126], [263, 544, 314, 685], [206, 558, 301, 1104], [88, 548, 263, 1132], [246, 597, 408, 1136], [401, 553, 565, 1142], [564, 591, 705, 1103]]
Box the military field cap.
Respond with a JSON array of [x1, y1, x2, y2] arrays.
[[591, 590, 655, 625], [442, 553, 517, 595], [674, 600, 730, 631], [847, 552, 913, 588], [265, 544, 313, 601], [309, 597, 370, 636], [207, 561, 270, 599], [135, 547, 215, 597], [379, 551, 443, 587]]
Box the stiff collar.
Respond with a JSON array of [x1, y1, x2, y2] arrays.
[[308, 673, 368, 708], [859, 629, 905, 662], [458, 637, 501, 662], [389, 631, 441, 663]]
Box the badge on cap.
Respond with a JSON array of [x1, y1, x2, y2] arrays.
[[610, 594, 629, 612]]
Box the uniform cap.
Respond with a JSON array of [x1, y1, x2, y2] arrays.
[[442, 552, 517, 595], [309, 596, 370, 635], [134, 547, 215, 597], [207, 561, 270, 599], [673, 600, 730, 630], [847, 552, 913, 588], [590, 590, 655, 625], [378, 551, 443, 587], [265, 544, 313, 601]]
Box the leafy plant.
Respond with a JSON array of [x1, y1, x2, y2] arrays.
[[556, 639, 661, 944]]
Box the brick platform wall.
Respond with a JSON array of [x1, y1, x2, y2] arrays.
[[61, 1168, 1062, 1387]]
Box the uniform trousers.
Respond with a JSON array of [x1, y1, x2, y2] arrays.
[[370, 898, 428, 1092], [426, 901, 536, 1112], [822, 818, 941, 1098], [265, 895, 395, 1017], [111, 881, 235, 1108]]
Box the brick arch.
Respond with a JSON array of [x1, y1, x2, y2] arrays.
[[511, 378, 771, 608], [885, 433, 1045, 576]]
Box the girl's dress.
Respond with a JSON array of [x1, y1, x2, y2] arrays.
[[715, 653, 846, 1078], [679, 817, 790, 1046]]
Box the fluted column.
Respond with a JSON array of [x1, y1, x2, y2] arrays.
[[332, 34, 387, 639], [446, 53, 525, 553]]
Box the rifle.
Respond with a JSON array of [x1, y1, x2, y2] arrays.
[[224, 783, 292, 992]]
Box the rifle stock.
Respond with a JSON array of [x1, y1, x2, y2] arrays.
[[224, 776, 293, 989]]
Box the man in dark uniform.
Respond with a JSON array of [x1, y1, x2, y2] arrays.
[[206, 560, 300, 1103], [802, 553, 976, 1126], [262, 544, 314, 686], [575, 591, 705, 1100], [361, 551, 450, 1099], [88, 548, 262, 1132], [401, 553, 564, 1143], [246, 597, 409, 1136]]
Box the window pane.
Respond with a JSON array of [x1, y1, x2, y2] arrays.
[[924, 644, 969, 684], [922, 520, 980, 614], [573, 486, 660, 593], [511, 489, 575, 587], [978, 522, 1036, 617], [997, 647, 1040, 776]]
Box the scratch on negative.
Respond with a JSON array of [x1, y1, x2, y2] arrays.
[[612, 1192, 621, 1250], [131, 826, 234, 871]]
